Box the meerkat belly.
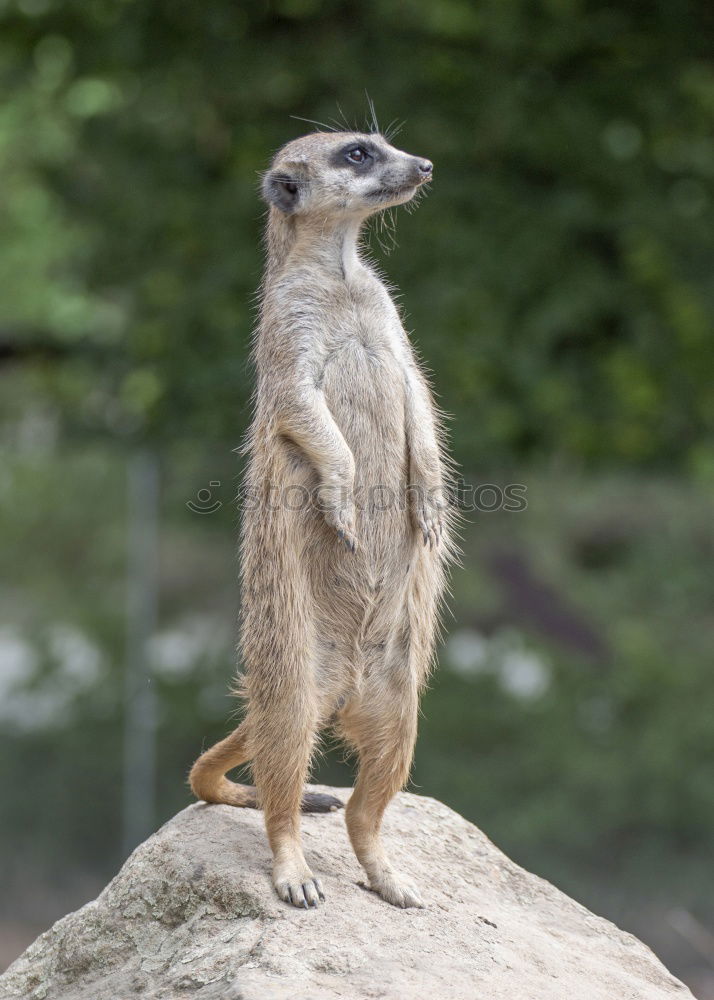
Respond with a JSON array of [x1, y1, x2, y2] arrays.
[[312, 336, 413, 670]]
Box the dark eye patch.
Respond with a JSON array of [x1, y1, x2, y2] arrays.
[[329, 140, 382, 169]]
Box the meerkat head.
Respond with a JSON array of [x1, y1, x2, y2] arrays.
[[261, 131, 433, 220]]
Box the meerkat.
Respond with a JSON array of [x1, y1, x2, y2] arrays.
[[190, 127, 456, 910]]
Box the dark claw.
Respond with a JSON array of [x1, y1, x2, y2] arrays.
[[302, 883, 318, 907]]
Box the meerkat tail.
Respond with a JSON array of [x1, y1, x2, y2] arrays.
[[189, 720, 343, 813], [300, 790, 343, 812], [189, 721, 258, 807]]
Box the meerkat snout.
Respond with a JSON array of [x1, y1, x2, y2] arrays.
[[416, 158, 433, 179], [402, 156, 433, 190]]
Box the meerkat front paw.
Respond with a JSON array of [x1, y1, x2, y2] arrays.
[[315, 480, 359, 552], [323, 504, 359, 553], [412, 486, 447, 549]]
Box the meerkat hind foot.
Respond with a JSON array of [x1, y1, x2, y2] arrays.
[[367, 869, 425, 909], [274, 864, 325, 909]]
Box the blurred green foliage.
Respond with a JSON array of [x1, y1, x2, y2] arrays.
[[1, 0, 714, 988], [2, 0, 714, 463]]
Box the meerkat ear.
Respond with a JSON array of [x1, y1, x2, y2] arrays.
[[262, 159, 309, 214]]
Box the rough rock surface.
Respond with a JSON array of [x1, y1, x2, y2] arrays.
[[0, 787, 693, 1000]]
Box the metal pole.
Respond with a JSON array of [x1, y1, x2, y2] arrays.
[[122, 448, 159, 856]]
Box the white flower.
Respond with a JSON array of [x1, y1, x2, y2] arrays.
[[446, 629, 489, 678], [498, 650, 551, 700]]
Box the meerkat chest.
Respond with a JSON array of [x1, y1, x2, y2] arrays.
[[324, 272, 406, 362], [317, 275, 408, 459]]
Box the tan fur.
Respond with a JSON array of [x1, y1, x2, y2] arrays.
[[190, 130, 457, 909]]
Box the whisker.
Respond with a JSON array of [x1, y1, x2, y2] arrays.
[[384, 118, 405, 143], [332, 102, 360, 134], [290, 114, 339, 133], [364, 91, 380, 135]]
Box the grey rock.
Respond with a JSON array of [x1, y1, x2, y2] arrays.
[[0, 788, 693, 1000]]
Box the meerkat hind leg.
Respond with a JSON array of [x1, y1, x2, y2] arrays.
[[252, 709, 327, 908], [342, 679, 423, 908]]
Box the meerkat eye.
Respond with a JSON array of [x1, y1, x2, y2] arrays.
[[345, 146, 370, 165]]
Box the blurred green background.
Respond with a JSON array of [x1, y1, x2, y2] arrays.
[[1, 0, 713, 994]]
